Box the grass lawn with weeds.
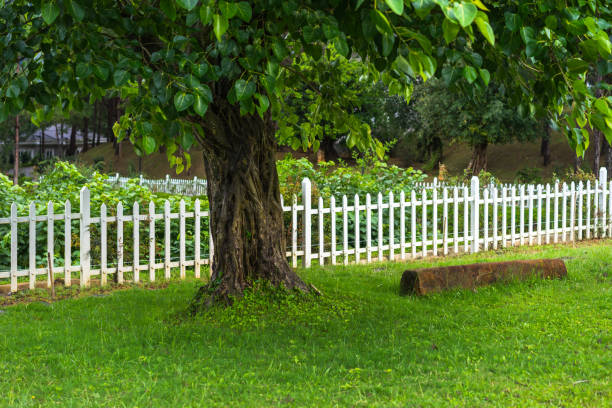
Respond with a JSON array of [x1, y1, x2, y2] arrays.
[[0, 241, 611, 407]]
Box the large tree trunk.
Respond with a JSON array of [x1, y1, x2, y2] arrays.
[[467, 142, 488, 175], [190, 98, 308, 308]]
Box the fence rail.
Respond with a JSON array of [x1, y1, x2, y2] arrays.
[[1, 168, 609, 294], [107, 174, 208, 196]]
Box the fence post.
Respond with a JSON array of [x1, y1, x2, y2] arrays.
[[302, 178, 312, 268], [600, 167, 608, 236], [471, 176, 480, 253], [80, 187, 91, 287], [10, 203, 18, 293]]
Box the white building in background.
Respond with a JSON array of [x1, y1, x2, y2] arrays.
[[2, 125, 106, 162]]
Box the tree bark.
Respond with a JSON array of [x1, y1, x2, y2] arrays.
[[540, 125, 551, 166], [13, 114, 19, 186], [592, 127, 601, 172], [82, 116, 89, 152], [67, 124, 77, 156], [190, 97, 308, 309], [467, 142, 488, 175], [605, 138, 612, 173], [40, 126, 46, 159]]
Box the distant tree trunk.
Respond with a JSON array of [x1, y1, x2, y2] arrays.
[[592, 72, 604, 173], [13, 114, 19, 185], [82, 116, 89, 152], [573, 155, 581, 171], [92, 102, 98, 147], [592, 128, 601, 172], [67, 125, 77, 156], [40, 126, 46, 159], [605, 139, 612, 173], [60, 121, 65, 157], [95, 101, 102, 146], [540, 124, 551, 166], [467, 142, 488, 175]]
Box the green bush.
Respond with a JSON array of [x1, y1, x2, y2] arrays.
[[0, 162, 209, 273]]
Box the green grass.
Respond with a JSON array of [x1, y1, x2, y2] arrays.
[[1, 242, 611, 407]]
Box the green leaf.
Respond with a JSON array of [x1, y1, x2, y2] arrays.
[[334, 35, 349, 57], [544, 15, 557, 30], [199, 6, 213, 25], [452, 2, 477, 28], [463, 65, 478, 83], [41, 2, 60, 25], [181, 131, 195, 150], [236, 2, 252, 22], [219, 1, 238, 18], [371, 9, 393, 35], [479, 68, 490, 86], [234, 79, 256, 101], [142, 135, 156, 155], [76, 62, 91, 78], [0, 103, 8, 122], [176, 0, 199, 11], [113, 70, 129, 86], [475, 17, 494, 46], [255, 93, 270, 119], [442, 19, 460, 44], [504, 12, 521, 32], [174, 92, 195, 111], [213, 14, 229, 41], [160, 0, 177, 21], [69, 1, 85, 22], [385, 0, 404, 15], [93, 65, 110, 81], [520, 27, 535, 45], [594, 98, 610, 116], [193, 94, 209, 117], [411, 0, 435, 18]]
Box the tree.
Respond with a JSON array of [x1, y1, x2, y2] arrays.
[[1, 0, 611, 306], [413, 79, 539, 174]]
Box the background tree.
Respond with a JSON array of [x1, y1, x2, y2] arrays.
[[413, 79, 540, 174], [1, 0, 611, 306]]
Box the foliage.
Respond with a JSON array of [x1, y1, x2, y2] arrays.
[[0, 243, 611, 405], [277, 153, 427, 200], [413, 79, 540, 157], [1, 0, 610, 166], [515, 167, 543, 184]]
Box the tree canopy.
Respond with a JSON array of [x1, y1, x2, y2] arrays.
[[1, 0, 610, 161]]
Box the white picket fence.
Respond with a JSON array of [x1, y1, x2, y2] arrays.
[[1, 168, 610, 294], [108, 174, 207, 196]]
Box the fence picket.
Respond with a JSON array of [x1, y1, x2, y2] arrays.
[[389, 192, 395, 261], [10, 203, 17, 292], [366, 194, 372, 263], [411, 190, 417, 259], [422, 188, 427, 257], [101, 204, 107, 285], [149, 201, 156, 282], [432, 188, 438, 256], [179, 199, 185, 279], [342, 195, 348, 265], [64, 200, 71, 286], [453, 187, 459, 254], [194, 199, 200, 279], [318, 197, 324, 266], [29, 202, 36, 290], [117, 202, 124, 284], [164, 200, 170, 279], [354, 194, 360, 264], [330, 196, 336, 266], [377, 193, 383, 262], [133, 202, 140, 283], [47, 201, 53, 288], [400, 191, 406, 260], [292, 195, 298, 268]]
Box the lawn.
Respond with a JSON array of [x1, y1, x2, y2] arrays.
[[0, 241, 611, 407]]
